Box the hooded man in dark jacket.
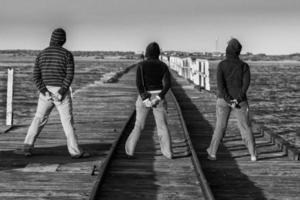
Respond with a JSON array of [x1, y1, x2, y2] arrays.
[[206, 38, 257, 161], [125, 42, 173, 159], [16, 28, 89, 158]]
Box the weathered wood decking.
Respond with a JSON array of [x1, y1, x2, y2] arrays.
[[171, 71, 300, 200], [0, 65, 299, 200], [0, 68, 137, 199], [94, 91, 211, 200]]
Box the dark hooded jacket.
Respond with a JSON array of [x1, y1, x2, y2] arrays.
[[136, 42, 171, 100], [217, 38, 250, 103], [33, 28, 74, 95]]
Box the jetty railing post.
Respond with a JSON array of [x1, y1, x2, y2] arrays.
[[183, 60, 186, 78], [6, 68, 14, 127], [195, 60, 200, 90], [167, 56, 210, 91], [183, 59, 187, 79], [204, 60, 210, 91], [200, 60, 205, 89]]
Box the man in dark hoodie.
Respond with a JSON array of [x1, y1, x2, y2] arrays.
[[16, 28, 88, 158], [125, 42, 173, 159], [206, 38, 257, 161]]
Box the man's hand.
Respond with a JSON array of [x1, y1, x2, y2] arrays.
[[151, 96, 161, 108], [228, 102, 236, 109], [51, 93, 62, 102], [143, 98, 152, 108], [45, 92, 53, 101], [229, 99, 240, 109]]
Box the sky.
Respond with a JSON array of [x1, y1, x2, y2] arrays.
[[0, 0, 300, 54]]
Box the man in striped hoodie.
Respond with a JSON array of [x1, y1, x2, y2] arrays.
[[16, 28, 88, 158]]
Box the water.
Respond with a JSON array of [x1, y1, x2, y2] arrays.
[[0, 58, 137, 125], [1, 58, 299, 150], [209, 61, 300, 148]]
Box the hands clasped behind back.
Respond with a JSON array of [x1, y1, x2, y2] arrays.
[[142, 95, 161, 108], [43, 86, 67, 104], [44, 91, 62, 102], [228, 99, 241, 109]]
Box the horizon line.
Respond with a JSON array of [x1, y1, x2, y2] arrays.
[[1, 49, 300, 56]]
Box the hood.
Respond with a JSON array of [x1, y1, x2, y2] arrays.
[[226, 38, 242, 58], [145, 42, 160, 59], [50, 28, 66, 47]]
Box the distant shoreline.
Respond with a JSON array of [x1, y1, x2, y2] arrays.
[[1, 58, 300, 68], [1, 50, 300, 62]]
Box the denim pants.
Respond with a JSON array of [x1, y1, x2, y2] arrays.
[[207, 98, 256, 156], [24, 86, 82, 156], [125, 95, 173, 158]]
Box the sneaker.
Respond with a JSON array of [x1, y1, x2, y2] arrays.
[[206, 149, 216, 161], [125, 145, 134, 157], [251, 155, 257, 161], [14, 144, 33, 157], [163, 153, 173, 159], [71, 152, 91, 159], [182, 150, 191, 157]]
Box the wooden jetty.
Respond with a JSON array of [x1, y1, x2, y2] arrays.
[[171, 70, 300, 200], [0, 67, 137, 199], [0, 64, 299, 200], [91, 91, 213, 200]]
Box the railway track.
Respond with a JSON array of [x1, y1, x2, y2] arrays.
[[89, 90, 214, 200], [171, 70, 300, 200]]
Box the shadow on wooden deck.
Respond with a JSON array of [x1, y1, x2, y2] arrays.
[[0, 143, 112, 171], [172, 80, 269, 200], [96, 112, 160, 200]]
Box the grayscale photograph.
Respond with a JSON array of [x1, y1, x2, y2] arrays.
[[0, 0, 299, 199]]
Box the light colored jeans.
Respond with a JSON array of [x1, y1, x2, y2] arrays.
[[125, 95, 173, 158], [207, 98, 256, 157], [24, 86, 82, 156]]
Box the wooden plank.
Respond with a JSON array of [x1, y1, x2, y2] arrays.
[[171, 69, 300, 200], [169, 90, 215, 200], [88, 110, 135, 200], [95, 90, 210, 199]]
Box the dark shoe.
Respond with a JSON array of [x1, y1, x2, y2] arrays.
[[14, 144, 33, 157], [125, 154, 135, 159], [71, 152, 91, 159]]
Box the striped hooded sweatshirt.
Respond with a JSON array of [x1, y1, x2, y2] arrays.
[[33, 28, 74, 96]]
